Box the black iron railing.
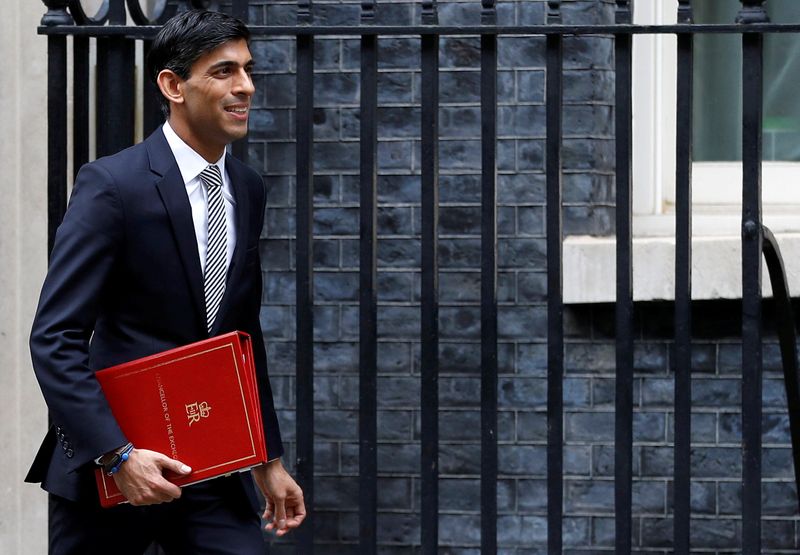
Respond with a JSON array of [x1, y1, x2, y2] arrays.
[[37, 0, 800, 553]]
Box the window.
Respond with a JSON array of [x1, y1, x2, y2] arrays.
[[564, 0, 800, 303]]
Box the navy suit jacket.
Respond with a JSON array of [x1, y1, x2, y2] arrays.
[[27, 128, 283, 507]]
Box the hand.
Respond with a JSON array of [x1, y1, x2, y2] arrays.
[[252, 459, 306, 536], [111, 448, 192, 506]]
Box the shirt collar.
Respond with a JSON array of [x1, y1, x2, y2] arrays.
[[162, 121, 227, 185]]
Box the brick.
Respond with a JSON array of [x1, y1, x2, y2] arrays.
[[498, 238, 547, 269], [440, 206, 481, 235], [517, 343, 548, 376], [517, 272, 546, 302], [633, 412, 666, 442], [691, 447, 742, 478], [692, 378, 740, 407], [440, 140, 482, 170], [313, 375, 339, 407], [563, 37, 614, 71], [438, 410, 481, 441], [377, 206, 413, 236], [565, 480, 614, 512], [377, 175, 421, 204], [315, 271, 358, 302], [565, 446, 592, 475], [376, 513, 419, 545], [566, 343, 616, 373], [666, 412, 717, 444], [439, 377, 481, 407], [440, 107, 481, 139], [498, 173, 546, 204], [498, 306, 547, 339], [440, 477, 480, 511], [441, 174, 481, 203], [564, 378, 591, 408], [377, 271, 414, 302], [378, 238, 421, 267], [440, 443, 481, 475], [378, 72, 413, 103], [440, 306, 480, 339], [250, 38, 295, 72], [440, 515, 481, 546], [562, 172, 614, 204], [499, 36, 546, 69], [497, 516, 548, 546], [498, 377, 546, 408], [563, 205, 614, 236], [439, 70, 481, 104], [499, 445, 547, 476]]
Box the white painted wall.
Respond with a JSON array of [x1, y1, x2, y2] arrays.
[[0, 1, 50, 554]]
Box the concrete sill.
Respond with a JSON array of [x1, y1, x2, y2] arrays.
[[563, 215, 800, 304]]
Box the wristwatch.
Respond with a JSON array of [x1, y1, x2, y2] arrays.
[[95, 442, 134, 474]]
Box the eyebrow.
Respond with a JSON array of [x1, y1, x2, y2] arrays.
[[207, 59, 255, 73]]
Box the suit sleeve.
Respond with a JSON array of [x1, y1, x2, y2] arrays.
[[29, 162, 128, 472], [246, 177, 284, 461]]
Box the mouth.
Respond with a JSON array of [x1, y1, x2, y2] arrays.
[[224, 105, 249, 121]]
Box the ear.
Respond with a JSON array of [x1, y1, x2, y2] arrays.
[[156, 69, 185, 108]]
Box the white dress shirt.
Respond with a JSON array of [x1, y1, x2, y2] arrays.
[[162, 121, 237, 274]]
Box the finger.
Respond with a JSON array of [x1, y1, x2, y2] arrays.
[[263, 500, 275, 530], [273, 495, 288, 531], [157, 455, 192, 475]]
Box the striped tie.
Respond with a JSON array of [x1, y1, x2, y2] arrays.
[[200, 164, 227, 334]]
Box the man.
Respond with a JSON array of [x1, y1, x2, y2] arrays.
[[27, 10, 304, 553]]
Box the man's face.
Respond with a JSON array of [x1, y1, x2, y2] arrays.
[[177, 38, 254, 156]]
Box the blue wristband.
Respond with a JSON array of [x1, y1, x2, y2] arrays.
[[106, 443, 134, 476]]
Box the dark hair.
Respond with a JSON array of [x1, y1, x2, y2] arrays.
[[146, 10, 250, 118]]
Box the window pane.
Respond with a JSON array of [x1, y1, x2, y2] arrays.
[[693, 0, 800, 161]]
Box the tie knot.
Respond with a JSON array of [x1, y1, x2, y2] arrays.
[[200, 165, 222, 188]]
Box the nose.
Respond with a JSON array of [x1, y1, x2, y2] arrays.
[[234, 68, 255, 97]]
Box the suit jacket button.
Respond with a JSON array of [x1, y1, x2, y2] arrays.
[[65, 449, 74, 458]]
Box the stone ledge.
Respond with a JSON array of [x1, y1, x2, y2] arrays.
[[564, 230, 800, 304]]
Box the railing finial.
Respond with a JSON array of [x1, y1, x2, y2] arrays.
[[361, 0, 376, 22], [737, 0, 769, 24], [41, 0, 73, 26], [298, 0, 313, 24], [547, 0, 561, 25], [422, 0, 438, 25], [677, 0, 693, 24], [481, 0, 496, 25], [615, 0, 633, 24]]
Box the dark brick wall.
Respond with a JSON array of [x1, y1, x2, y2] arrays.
[[237, 1, 799, 553]]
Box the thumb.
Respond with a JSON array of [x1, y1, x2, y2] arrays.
[[158, 455, 192, 475]]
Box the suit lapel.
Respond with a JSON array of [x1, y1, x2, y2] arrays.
[[210, 154, 251, 335], [147, 130, 206, 333]]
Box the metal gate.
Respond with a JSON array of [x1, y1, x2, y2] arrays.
[[37, 0, 800, 552]]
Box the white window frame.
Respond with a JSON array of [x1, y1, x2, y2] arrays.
[[563, 0, 800, 303]]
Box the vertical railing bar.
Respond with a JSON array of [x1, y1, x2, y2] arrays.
[[420, 1, 440, 553], [295, 0, 315, 550], [142, 40, 163, 138], [359, 1, 378, 553], [737, 1, 768, 553], [231, 0, 249, 163], [73, 36, 90, 175], [480, 2, 498, 554], [614, 2, 633, 554], [673, 2, 694, 552], [41, 5, 72, 549], [46, 34, 69, 259], [96, 0, 133, 158], [545, 2, 563, 553]]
